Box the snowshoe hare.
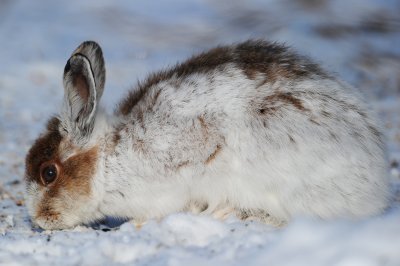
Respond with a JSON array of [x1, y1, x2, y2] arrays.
[[25, 40, 390, 229]]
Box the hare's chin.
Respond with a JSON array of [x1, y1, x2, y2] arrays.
[[33, 216, 68, 230]]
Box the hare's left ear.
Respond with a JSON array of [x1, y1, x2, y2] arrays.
[[62, 41, 105, 141]]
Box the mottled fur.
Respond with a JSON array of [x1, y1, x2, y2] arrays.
[[25, 40, 390, 229]]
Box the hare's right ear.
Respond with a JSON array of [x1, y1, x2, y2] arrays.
[[62, 41, 105, 142]]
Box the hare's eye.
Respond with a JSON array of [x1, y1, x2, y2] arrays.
[[41, 164, 58, 185]]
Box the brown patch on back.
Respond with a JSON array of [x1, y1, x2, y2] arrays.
[[257, 106, 278, 116], [117, 46, 232, 116], [205, 144, 222, 164], [267, 92, 308, 111], [117, 40, 328, 116], [259, 92, 309, 116], [235, 40, 328, 81]]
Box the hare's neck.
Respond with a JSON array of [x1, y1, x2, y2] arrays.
[[95, 115, 189, 221], [86, 111, 135, 219]]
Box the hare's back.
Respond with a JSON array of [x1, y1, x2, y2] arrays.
[[117, 40, 327, 116]]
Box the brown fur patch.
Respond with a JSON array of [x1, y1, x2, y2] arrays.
[[198, 116, 208, 131], [236, 40, 328, 81], [108, 123, 126, 152], [257, 107, 277, 116], [25, 117, 62, 185], [60, 146, 98, 196], [266, 92, 308, 111], [117, 40, 327, 116], [112, 131, 121, 146], [46, 117, 61, 132], [205, 144, 222, 164], [259, 92, 308, 116], [35, 146, 97, 198]]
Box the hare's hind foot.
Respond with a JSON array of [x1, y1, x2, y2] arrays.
[[185, 200, 286, 227], [238, 209, 287, 227]]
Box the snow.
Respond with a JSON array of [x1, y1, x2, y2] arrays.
[[0, 0, 400, 265]]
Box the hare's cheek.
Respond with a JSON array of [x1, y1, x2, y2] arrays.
[[62, 146, 99, 197]]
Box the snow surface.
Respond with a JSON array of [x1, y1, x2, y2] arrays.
[[0, 0, 400, 265]]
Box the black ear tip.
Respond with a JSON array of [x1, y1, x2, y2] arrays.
[[64, 59, 71, 74], [80, 40, 102, 53], [82, 40, 100, 47], [72, 40, 104, 64]]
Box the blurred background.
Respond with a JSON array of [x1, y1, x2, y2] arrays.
[[0, 0, 399, 211]]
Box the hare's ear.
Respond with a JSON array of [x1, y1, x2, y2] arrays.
[[62, 41, 105, 141]]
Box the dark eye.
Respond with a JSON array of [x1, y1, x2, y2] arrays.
[[40, 164, 58, 185]]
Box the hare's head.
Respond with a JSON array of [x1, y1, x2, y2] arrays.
[[25, 41, 106, 229]]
